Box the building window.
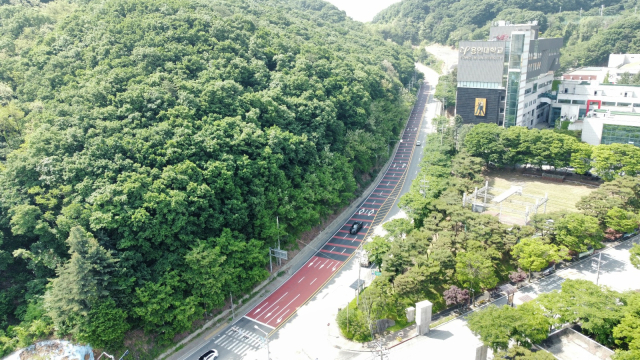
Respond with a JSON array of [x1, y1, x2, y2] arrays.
[[501, 95, 505, 101], [500, 108, 505, 113], [601, 124, 640, 146], [572, 100, 586, 105], [618, 103, 631, 107], [558, 99, 571, 104], [634, 104, 640, 108], [602, 101, 616, 106]]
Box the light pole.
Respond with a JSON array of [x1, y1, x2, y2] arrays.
[[596, 252, 602, 285], [254, 325, 270, 360]]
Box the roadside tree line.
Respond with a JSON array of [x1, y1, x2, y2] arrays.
[[464, 123, 640, 181]]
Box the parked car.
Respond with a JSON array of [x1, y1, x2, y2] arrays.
[[350, 221, 363, 235], [416, 140, 421, 146], [541, 266, 556, 277], [199, 349, 218, 360], [573, 246, 594, 261]]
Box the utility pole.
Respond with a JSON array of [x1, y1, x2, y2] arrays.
[[277, 216, 281, 267], [356, 243, 363, 306], [601, 4, 604, 17], [230, 292, 235, 319], [596, 252, 602, 285], [254, 326, 270, 360]]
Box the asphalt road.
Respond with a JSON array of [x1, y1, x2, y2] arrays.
[[177, 83, 433, 360]]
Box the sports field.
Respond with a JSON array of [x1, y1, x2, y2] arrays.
[[485, 170, 598, 214]]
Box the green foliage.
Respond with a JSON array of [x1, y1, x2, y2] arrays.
[[44, 227, 119, 336], [606, 207, 639, 233], [455, 251, 498, 292], [495, 346, 556, 360], [555, 213, 604, 252], [537, 279, 624, 347], [630, 244, 640, 270], [434, 69, 457, 109], [467, 302, 551, 352], [80, 299, 130, 350], [0, 0, 419, 345], [592, 144, 640, 181], [364, 236, 391, 271], [511, 237, 569, 279]]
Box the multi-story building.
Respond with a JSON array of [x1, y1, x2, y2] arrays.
[[582, 109, 640, 147], [455, 21, 563, 127], [552, 82, 640, 124]]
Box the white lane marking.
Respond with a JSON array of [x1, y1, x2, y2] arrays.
[[298, 277, 305, 283], [277, 309, 291, 323], [263, 306, 280, 319], [308, 260, 315, 267], [254, 292, 288, 316], [269, 294, 301, 323], [310, 278, 317, 285], [253, 302, 268, 314], [331, 247, 335, 252], [341, 249, 346, 254]]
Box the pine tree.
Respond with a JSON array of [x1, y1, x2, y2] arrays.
[[44, 226, 118, 335]]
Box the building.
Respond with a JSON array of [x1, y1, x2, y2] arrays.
[[581, 110, 640, 147], [552, 82, 640, 124], [455, 21, 563, 127]]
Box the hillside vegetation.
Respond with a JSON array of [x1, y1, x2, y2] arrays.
[[370, 0, 640, 69], [0, 0, 419, 355]]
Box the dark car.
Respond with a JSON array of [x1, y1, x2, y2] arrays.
[[199, 349, 218, 360], [541, 266, 555, 277], [350, 221, 363, 235]]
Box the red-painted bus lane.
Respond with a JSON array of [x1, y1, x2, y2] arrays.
[[246, 255, 340, 328]]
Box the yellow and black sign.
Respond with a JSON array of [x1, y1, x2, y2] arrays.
[[474, 98, 487, 116]]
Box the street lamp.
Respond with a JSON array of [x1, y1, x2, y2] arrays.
[[254, 326, 270, 360]]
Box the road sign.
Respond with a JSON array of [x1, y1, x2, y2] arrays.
[[374, 271, 381, 276], [271, 248, 288, 260]]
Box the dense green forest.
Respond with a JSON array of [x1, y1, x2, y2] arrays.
[[0, 0, 420, 355], [370, 0, 640, 69]]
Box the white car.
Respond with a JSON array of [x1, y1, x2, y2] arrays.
[[199, 349, 218, 360], [416, 141, 421, 146]]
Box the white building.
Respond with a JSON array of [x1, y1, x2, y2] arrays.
[[582, 110, 640, 147], [553, 82, 640, 123]]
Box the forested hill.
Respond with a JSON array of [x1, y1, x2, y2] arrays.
[[0, 0, 417, 354], [370, 0, 640, 69]]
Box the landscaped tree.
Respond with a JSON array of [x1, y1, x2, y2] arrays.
[[555, 213, 604, 253], [509, 269, 527, 287], [630, 244, 640, 270], [364, 236, 392, 271], [455, 251, 498, 302], [467, 305, 517, 352], [591, 143, 640, 181], [613, 292, 640, 356], [536, 280, 624, 347], [443, 285, 469, 308], [570, 142, 594, 175], [463, 123, 504, 166], [511, 238, 570, 280], [605, 207, 639, 234], [495, 346, 556, 360]]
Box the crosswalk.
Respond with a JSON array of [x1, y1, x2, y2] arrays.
[[211, 326, 265, 358]]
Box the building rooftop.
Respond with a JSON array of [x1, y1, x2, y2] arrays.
[[592, 109, 640, 117]]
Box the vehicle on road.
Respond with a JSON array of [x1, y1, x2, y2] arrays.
[[541, 266, 555, 276], [350, 221, 363, 235], [416, 140, 421, 146], [199, 349, 218, 360], [573, 246, 594, 261]]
